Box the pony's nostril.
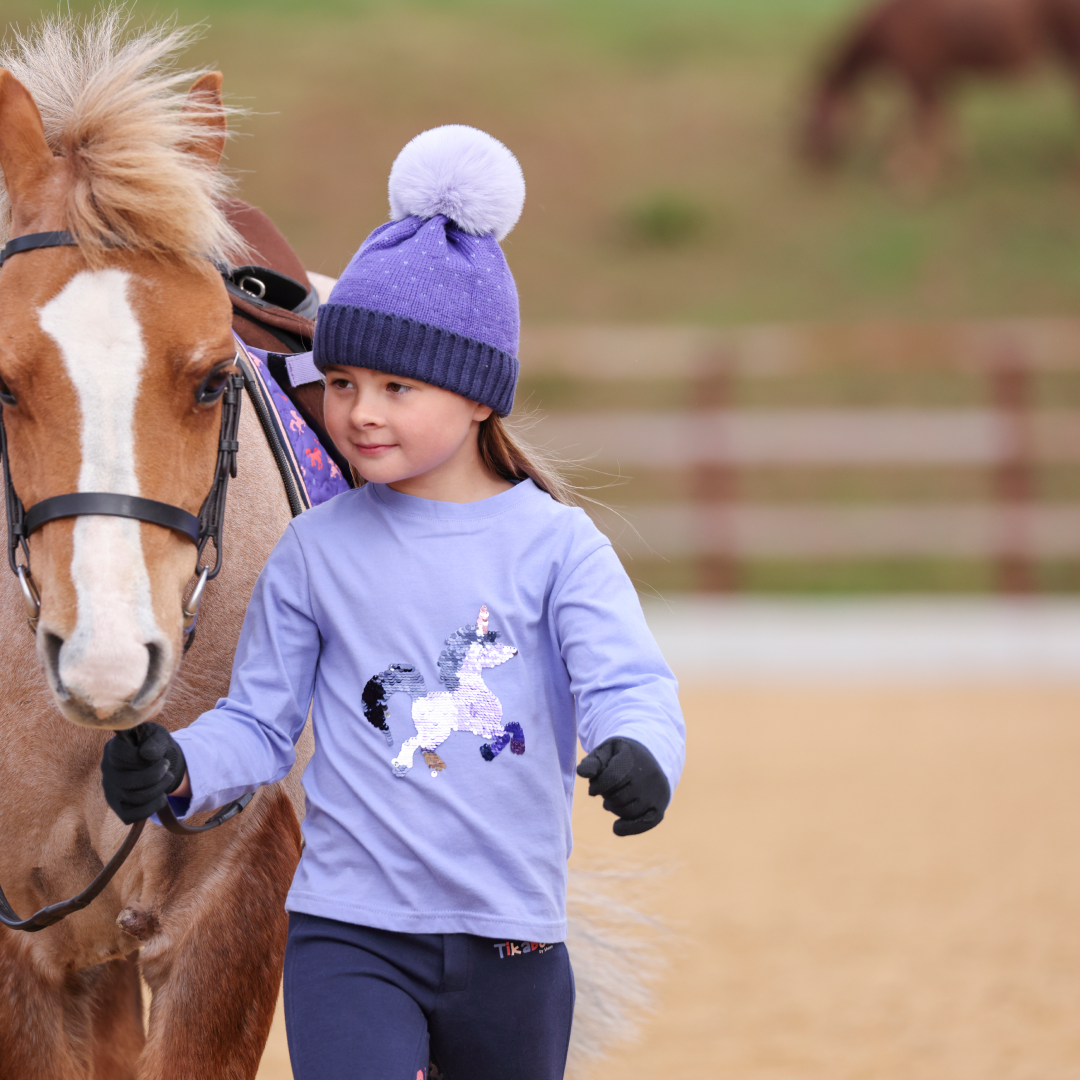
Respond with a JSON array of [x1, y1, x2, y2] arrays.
[[43, 632, 67, 697], [133, 642, 164, 707]]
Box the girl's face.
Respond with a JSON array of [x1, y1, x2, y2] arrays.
[[323, 366, 506, 501]]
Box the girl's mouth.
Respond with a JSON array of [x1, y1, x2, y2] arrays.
[[354, 443, 395, 456]]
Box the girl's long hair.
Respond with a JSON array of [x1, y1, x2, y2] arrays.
[[477, 414, 576, 505], [348, 413, 577, 505]]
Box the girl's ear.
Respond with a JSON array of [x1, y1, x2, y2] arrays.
[[472, 402, 494, 422]]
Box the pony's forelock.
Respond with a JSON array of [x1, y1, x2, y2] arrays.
[[0, 8, 247, 265]]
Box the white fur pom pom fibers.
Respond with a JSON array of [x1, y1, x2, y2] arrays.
[[388, 125, 525, 241]]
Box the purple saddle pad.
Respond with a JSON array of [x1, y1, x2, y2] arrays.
[[240, 344, 350, 509]]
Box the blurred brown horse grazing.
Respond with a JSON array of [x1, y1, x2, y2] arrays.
[[802, 0, 1080, 176]]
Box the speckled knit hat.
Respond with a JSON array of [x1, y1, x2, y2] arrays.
[[313, 125, 525, 416]]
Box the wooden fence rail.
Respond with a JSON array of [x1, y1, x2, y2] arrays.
[[520, 320, 1080, 593]]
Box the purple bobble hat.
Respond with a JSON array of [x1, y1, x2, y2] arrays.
[[313, 125, 526, 417]]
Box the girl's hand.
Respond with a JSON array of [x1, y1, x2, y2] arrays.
[[576, 737, 671, 836], [100, 723, 187, 824]]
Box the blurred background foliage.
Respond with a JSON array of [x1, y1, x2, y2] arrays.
[[9, 0, 1080, 594], [8, 0, 1080, 325]]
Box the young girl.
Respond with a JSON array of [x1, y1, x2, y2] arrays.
[[101, 125, 685, 1080]]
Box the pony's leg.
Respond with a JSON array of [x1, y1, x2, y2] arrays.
[[0, 930, 91, 1080], [138, 790, 300, 1080], [89, 956, 145, 1080]]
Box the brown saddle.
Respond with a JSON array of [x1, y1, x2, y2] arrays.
[[222, 197, 334, 455]]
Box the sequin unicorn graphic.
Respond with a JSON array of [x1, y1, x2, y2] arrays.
[[362, 606, 521, 777]]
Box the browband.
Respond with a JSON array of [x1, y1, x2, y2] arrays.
[[23, 493, 200, 544], [0, 231, 79, 267]]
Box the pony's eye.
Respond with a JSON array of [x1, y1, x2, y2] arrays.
[[196, 368, 230, 405], [0, 378, 16, 408]]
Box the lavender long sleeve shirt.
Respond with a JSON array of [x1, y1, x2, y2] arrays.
[[172, 480, 685, 941]]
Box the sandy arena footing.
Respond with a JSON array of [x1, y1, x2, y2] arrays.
[[255, 601, 1080, 1079]]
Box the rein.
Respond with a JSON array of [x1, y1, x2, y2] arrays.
[[0, 230, 255, 933]]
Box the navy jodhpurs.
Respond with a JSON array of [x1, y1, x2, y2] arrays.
[[284, 912, 575, 1080]]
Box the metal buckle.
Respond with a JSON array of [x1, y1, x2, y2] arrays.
[[16, 565, 40, 630], [238, 275, 266, 300], [182, 566, 209, 635]]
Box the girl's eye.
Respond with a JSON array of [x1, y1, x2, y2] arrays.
[[386, 382, 410, 394], [0, 377, 15, 408], [331, 377, 353, 390], [196, 368, 231, 405]]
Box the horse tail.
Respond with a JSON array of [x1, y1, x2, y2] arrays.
[[564, 864, 669, 1076], [362, 664, 423, 746], [361, 674, 394, 743]]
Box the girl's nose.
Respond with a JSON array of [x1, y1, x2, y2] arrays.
[[349, 399, 384, 428]]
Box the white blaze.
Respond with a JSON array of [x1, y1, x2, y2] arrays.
[[38, 269, 161, 715]]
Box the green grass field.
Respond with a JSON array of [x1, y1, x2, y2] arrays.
[[9, 0, 1080, 327]]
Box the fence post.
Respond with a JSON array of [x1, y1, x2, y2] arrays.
[[692, 350, 738, 592], [991, 342, 1035, 594]]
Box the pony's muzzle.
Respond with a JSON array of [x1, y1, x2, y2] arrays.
[[42, 626, 170, 727]]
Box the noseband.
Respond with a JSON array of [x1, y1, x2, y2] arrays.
[[0, 231, 253, 933]]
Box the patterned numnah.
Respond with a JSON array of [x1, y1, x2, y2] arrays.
[[238, 341, 350, 509]]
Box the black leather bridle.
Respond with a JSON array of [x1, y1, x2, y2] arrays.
[[0, 230, 253, 932], [0, 231, 245, 642], [0, 371, 244, 644]]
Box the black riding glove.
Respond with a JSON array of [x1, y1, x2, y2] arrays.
[[576, 737, 671, 836], [101, 723, 187, 825]]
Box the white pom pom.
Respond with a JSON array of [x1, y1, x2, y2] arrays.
[[388, 125, 525, 241]]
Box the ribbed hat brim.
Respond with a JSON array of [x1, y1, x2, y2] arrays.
[[314, 305, 518, 417]]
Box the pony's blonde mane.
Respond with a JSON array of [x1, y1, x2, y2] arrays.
[[0, 9, 245, 265]]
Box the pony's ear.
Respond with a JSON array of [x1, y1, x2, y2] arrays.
[[181, 71, 226, 169], [0, 70, 53, 214]]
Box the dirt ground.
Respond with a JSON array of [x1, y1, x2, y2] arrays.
[[254, 683, 1080, 1079]]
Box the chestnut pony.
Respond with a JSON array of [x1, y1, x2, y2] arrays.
[[802, 0, 1080, 177], [0, 15, 658, 1080], [0, 17, 308, 1080]]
